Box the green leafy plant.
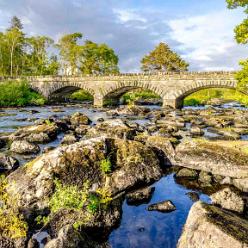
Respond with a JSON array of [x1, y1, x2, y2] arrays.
[[100, 158, 112, 174], [49, 179, 89, 213]]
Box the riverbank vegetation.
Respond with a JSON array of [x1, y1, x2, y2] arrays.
[[183, 88, 248, 106], [69, 89, 94, 102], [121, 90, 161, 105], [0, 80, 45, 107]]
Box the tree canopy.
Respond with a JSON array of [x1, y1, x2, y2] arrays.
[[227, 0, 248, 43], [141, 42, 189, 73]]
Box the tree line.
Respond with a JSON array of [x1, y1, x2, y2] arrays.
[[0, 16, 189, 77]]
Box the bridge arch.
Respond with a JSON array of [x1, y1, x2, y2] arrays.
[[171, 80, 238, 108], [100, 81, 164, 106]]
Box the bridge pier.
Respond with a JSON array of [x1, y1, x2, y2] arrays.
[[162, 98, 182, 109], [93, 94, 104, 107]]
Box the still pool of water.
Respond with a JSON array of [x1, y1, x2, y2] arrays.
[[109, 174, 210, 248]]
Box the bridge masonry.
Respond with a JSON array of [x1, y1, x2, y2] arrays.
[[8, 72, 238, 108]]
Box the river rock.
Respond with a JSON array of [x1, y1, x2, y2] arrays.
[[233, 178, 248, 192], [105, 139, 162, 195], [147, 200, 176, 212], [186, 192, 200, 202], [70, 112, 91, 125], [26, 133, 51, 143], [210, 187, 245, 213], [190, 125, 204, 136], [175, 168, 198, 179], [0, 154, 19, 171], [10, 140, 40, 154], [86, 119, 136, 140], [10, 123, 59, 143], [198, 171, 213, 186], [146, 135, 176, 166], [61, 134, 78, 145], [177, 201, 248, 248], [175, 139, 248, 179], [126, 187, 155, 205]]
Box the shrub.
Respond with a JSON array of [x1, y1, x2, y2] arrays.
[[0, 80, 46, 107]]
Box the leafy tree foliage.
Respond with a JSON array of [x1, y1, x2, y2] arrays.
[[0, 16, 59, 76], [57, 35, 119, 75], [80, 41, 119, 75], [227, 0, 248, 44], [141, 42, 189, 73], [227, 0, 248, 91], [0, 16, 118, 76]]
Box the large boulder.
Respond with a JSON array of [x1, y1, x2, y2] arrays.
[[86, 119, 136, 140], [70, 112, 91, 126], [105, 139, 162, 195], [146, 135, 175, 166], [177, 201, 248, 248], [210, 187, 245, 213], [175, 139, 248, 178], [10, 140, 40, 154], [9, 123, 59, 143]]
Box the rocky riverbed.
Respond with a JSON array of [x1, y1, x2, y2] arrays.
[[0, 103, 248, 248]]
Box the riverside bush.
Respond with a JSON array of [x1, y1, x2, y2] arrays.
[[121, 90, 160, 104], [70, 89, 93, 101], [0, 80, 46, 107]]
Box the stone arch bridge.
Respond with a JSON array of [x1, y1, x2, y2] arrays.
[[16, 72, 238, 108]]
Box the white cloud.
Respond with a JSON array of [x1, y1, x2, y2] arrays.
[[167, 9, 248, 71], [113, 9, 147, 24]]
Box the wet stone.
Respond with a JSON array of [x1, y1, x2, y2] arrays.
[[126, 187, 155, 206], [148, 200, 176, 213]]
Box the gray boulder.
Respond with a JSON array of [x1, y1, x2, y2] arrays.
[[177, 201, 248, 248], [210, 187, 245, 213]]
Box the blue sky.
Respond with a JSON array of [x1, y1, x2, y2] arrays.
[[0, 0, 247, 72]]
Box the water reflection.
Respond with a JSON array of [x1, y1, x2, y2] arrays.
[[109, 174, 210, 248]]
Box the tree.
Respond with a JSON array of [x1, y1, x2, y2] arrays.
[[8, 16, 23, 31], [80, 41, 119, 75], [57, 33, 83, 75], [141, 42, 189, 73], [227, 0, 248, 91], [227, 0, 248, 43], [25, 36, 59, 75]]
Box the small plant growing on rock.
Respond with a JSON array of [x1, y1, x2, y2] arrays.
[[100, 158, 112, 174], [49, 179, 90, 213]]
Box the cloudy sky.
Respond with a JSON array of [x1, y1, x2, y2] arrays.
[[0, 0, 247, 72]]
